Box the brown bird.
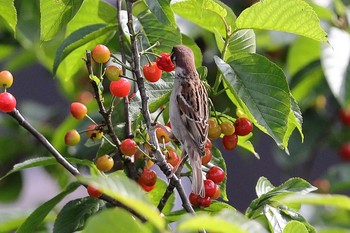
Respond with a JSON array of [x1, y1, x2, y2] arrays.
[[169, 45, 209, 197]]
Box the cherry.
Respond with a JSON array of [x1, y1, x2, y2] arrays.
[[206, 166, 225, 184], [85, 124, 103, 140], [234, 118, 253, 136], [143, 62, 162, 82], [313, 178, 330, 194], [156, 53, 175, 72], [95, 155, 114, 172], [87, 184, 102, 198], [211, 185, 221, 200], [156, 126, 171, 143], [339, 108, 350, 125], [138, 168, 157, 187], [205, 139, 212, 149], [222, 134, 238, 150], [220, 121, 235, 136], [139, 182, 156, 192], [70, 102, 87, 120], [92, 44, 110, 63], [120, 138, 137, 156], [339, 142, 350, 161], [189, 192, 200, 206], [105, 65, 123, 81], [197, 196, 211, 208], [204, 179, 216, 198], [201, 148, 212, 165], [0, 92, 16, 112], [208, 118, 221, 140], [109, 78, 131, 98], [0, 70, 13, 88], [165, 150, 180, 167], [64, 129, 81, 146]]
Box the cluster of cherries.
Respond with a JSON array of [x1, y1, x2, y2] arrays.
[[0, 70, 17, 113], [338, 108, 350, 161], [65, 44, 177, 197]]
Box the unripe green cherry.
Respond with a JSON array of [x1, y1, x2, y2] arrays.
[[65, 129, 81, 146], [95, 155, 114, 172], [0, 70, 13, 88], [105, 65, 123, 81]]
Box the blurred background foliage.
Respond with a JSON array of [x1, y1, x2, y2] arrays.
[[1, 0, 350, 231]]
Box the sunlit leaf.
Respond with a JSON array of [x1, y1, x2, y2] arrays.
[[0, 0, 17, 35]]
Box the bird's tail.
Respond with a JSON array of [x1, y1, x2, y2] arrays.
[[189, 151, 205, 197]]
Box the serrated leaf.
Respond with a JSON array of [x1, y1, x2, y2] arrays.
[[264, 205, 288, 233], [0, 157, 95, 181], [40, 0, 83, 41], [0, 0, 17, 35], [147, 178, 175, 215], [171, 0, 231, 36], [138, 11, 181, 54], [53, 197, 105, 233], [17, 182, 80, 233], [145, 0, 176, 27], [283, 220, 308, 233], [78, 173, 165, 230], [321, 27, 350, 108], [53, 24, 116, 75], [280, 193, 350, 210], [82, 208, 151, 233], [215, 54, 291, 148], [235, 0, 327, 42], [256, 177, 275, 198]]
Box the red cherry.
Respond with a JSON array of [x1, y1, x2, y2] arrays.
[[120, 138, 137, 156], [211, 185, 221, 199], [92, 44, 110, 63], [339, 108, 350, 125], [143, 62, 162, 82], [206, 166, 225, 184], [189, 192, 200, 206], [204, 179, 216, 198], [0, 70, 13, 88], [234, 118, 253, 136], [139, 182, 156, 192], [64, 129, 81, 146], [201, 148, 212, 165], [87, 184, 102, 198], [222, 134, 238, 150], [70, 102, 87, 120], [156, 53, 175, 72], [205, 139, 212, 149], [0, 92, 16, 112], [339, 142, 350, 161], [109, 78, 131, 98], [165, 150, 180, 167], [138, 168, 157, 187], [197, 196, 211, 208]]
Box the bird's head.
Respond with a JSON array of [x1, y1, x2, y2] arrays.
[[171, 45, 196, 73]]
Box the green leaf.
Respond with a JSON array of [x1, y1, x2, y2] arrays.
[[78, 173, 165, 230], [0, 0, 17, 35], [321, 27, 350, 108], [171, 0, 232, 36], [145, 0, 176, 27], [53, 24, 116, 75], [280, 193, 350, 210], [0, 173, 22, 202], [283, 220, 308, 233], [40, 0, 83, 41], [235, 0, 327, 42], [1, 157, 95, 181], [255, 177, 275, 198], [53, 197, 105, 233], [17, 182, 80, 233], [215, 54, 291, 148], [177, 209, 268, 233], [82, 208, 151, 233], [138, 11, 181, 54], [147, 178, 175, 215]]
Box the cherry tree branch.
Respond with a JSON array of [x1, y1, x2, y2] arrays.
[[125, 0, 195, 214]]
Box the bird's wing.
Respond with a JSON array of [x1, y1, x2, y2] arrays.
[[176, 79, 209, 155]]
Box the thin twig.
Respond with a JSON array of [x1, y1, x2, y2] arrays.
[[125, 0, 195, 214]]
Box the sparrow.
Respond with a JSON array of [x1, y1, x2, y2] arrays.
[[169, 45, 209, 197]]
